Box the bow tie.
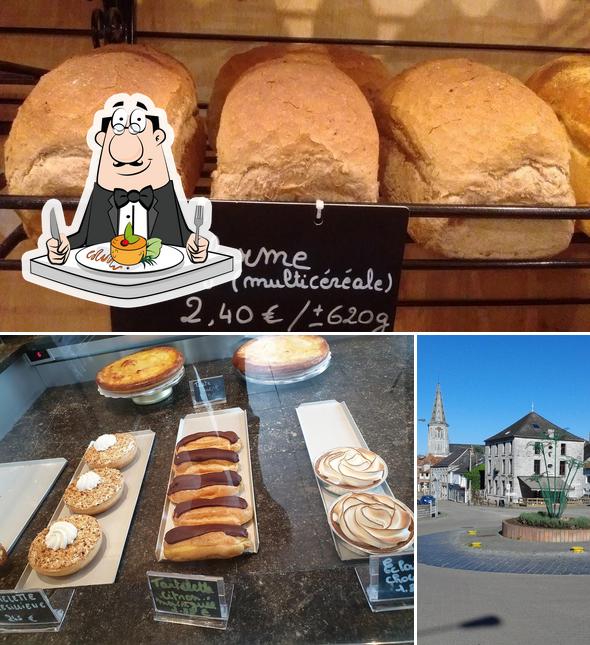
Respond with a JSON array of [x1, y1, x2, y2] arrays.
[[113, 186, 154, 210]]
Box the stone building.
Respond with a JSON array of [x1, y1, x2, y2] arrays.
[[430, 445, 484, 503], [484, 411, 585, 505], [417, 454, 443, 496]]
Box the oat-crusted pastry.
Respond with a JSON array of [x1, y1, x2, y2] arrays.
[[84, 433, 137, 470], [232, 335, 330, 378], [28, 515, 103, 576], [211, 57, 379, 202], [526, 55, 590, 236], [172, 496, 252, 527], [163, 524, 252, 561], [64, 468, 124, 515], [167, 471, 242, 504], [207, 43, 390, 149], [96, 346, 184, 393], [4, 44, 206, 240], [376, 58, 575, 259], [176, 431, 242, 454]]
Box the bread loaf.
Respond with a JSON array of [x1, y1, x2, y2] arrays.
[[5, 44, 206, 240], [376, 58, 575, 259], [526, 55, 590, 235], [211, 57, 379, 202], [207, 44, 390, 149]]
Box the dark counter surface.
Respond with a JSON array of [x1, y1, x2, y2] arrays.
[[0, 335, 414, 644]]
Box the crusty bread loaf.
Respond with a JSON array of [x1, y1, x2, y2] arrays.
[[376, 58, 575, 259], [527, 55, 590, 236], [207, 43, 390, 149], [211, 57, 379, 202], [5, 44, 206, 240]]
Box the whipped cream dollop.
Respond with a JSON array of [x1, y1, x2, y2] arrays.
[[331, 493, 413, 552], [90, 434, 117, 452], [76, 471, 102, 491], [45, 520, 78, 550], [316, 447, 386, 488]]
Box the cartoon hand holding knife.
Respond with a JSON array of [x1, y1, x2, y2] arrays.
[[46, 203, 70, 265]]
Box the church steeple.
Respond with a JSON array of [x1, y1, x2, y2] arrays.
[[430, 383, 447, 425], [427, 383, 449, 457]]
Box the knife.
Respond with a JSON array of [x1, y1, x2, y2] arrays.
[[49, 205, 61, 241]]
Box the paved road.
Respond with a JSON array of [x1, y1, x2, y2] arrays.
[[418, 501, 590, 645]]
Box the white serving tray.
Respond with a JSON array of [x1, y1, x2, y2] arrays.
[[237, 353, 332, 386], [156, 408, 259, 560], [295, 400, 398, 562], [16, 430, 155, 589], [0, 458, 67, 553]]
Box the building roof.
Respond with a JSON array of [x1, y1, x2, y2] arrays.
[[432, 446, 485, 472], [485, 412, 584, 444], [417, 454, 445, 467], [429, 383, 447, 426], [518, 476, 573, 491]]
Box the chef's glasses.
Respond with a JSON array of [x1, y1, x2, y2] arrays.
[[111, 107, 147, 135]]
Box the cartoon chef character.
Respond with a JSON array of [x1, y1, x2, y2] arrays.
[[47, 94, 208, 265]]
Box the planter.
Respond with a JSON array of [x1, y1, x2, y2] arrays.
[[502, 518, 590, 543]]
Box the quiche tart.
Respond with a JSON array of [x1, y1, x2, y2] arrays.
[[96, 346, 184, 392], [232, 335, 330, 378]]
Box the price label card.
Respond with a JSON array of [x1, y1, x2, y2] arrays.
[[0, 590, 59, 627], [147, 572, 227, 621], [373, 553, 415, 601], [111, 202, 409, 332], [189, 376, 226, 407]]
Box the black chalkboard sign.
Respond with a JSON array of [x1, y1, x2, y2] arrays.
[[190, 375, 226, 407], [375, 553, 414, 600], [147, 573, 223, 619], [111, 201, 408, 331], [0, 590, 58, 626]]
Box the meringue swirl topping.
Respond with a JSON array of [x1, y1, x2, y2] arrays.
[[316, 447, 386, 489], [45, 520, 78, 550], [331, 493, 413, 552]]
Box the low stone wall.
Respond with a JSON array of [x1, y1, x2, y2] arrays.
[[502, 518, 590, 543]]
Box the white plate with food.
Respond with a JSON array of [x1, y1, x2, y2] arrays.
[[156, 408, 259, 561], [75, 242, 184, 275], [16, 430, 155, 589]]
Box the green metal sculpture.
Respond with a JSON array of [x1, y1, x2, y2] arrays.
[[528, 429, 583, 519]]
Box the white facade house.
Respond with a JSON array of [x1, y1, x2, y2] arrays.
[[484, 412, 585, 505]]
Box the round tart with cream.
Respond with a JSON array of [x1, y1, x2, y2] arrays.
[[232, 335, 330, 379], [330, 493, 414, 554], [84, 432, 137, 469], [28, 515, 103, 577], [315, 447, 387, 494], [64, 467, 124, 515], [96, 346, 184, 393]]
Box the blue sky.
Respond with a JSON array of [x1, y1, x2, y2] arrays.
[[417, 335, 590, 455]]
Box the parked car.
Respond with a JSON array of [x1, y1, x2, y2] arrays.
[[419, 495, 436, 505]]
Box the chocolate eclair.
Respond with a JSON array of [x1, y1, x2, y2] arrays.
[[176, 431, 242, 453], [168, 471, 242, 504], [163, 523, 252, 561], [174, 448, 240, 475], [172, 496, 252, 526]]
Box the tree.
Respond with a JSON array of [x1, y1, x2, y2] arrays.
[[528, 429, 583, 519]]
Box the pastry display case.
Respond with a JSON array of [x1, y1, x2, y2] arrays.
[[0, 333, 414, 643], [2, 1, 590, 331]]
